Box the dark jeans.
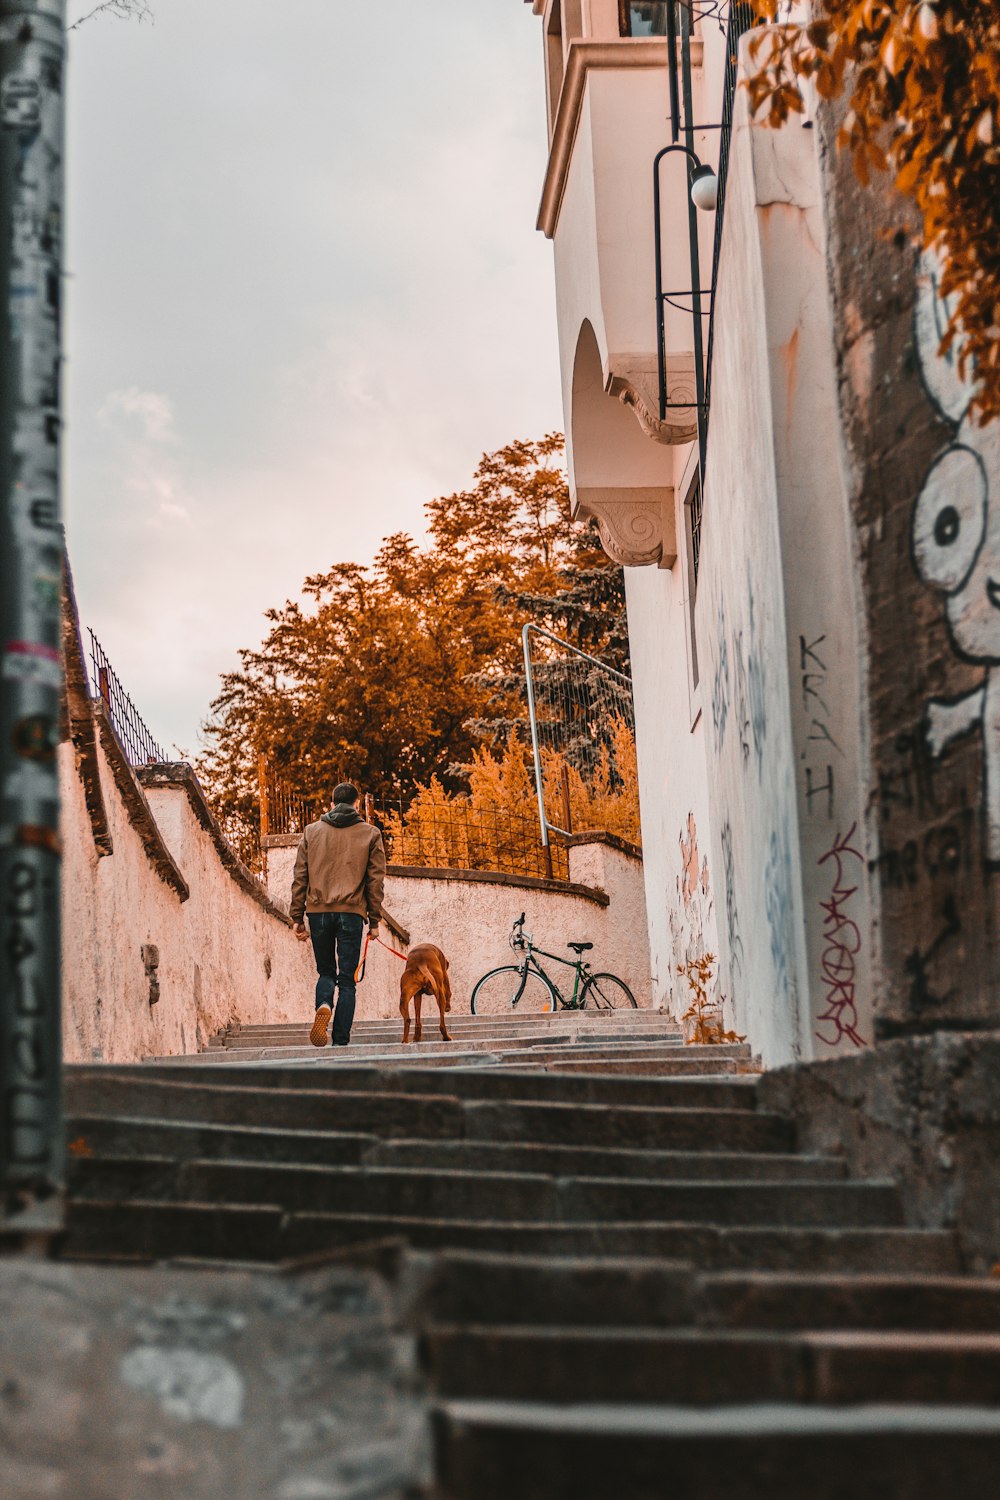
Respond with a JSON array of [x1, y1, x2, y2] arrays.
[[307, 912, 365, 1045]]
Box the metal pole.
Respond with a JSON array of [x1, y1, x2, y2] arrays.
[[522, 624, 550, 855], [666, 0, 679, 142], [0, 0, 67, 1243], [679, 0, 708, 475]]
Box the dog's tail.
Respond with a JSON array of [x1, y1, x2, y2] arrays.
[[415, 963, 441, 996]]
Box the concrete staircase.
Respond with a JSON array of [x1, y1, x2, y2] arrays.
[[61, 1011, 1000, 1497]]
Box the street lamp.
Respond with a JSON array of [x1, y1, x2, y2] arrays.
[[689, 162, 719, 212], [653, 142, 717, 435]]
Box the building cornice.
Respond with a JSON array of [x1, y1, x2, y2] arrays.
[[537, 37, 703, 240]]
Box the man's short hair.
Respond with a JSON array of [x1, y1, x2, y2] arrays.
[[333, 782, 359, 806]]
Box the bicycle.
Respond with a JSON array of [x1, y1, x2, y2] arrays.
[[470, 912, 637, 1015]]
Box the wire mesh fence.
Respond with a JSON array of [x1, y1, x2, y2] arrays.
[[523, 625, 640, 847], [87, 629, 167, 767], [371, 797, 569, 882]]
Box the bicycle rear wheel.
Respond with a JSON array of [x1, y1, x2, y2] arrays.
[[470, 965, 557, 1016], [581, 972, 637, 1009]]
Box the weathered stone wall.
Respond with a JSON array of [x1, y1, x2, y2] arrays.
[[0, 1257, 427, 1498], [760, 1032, 1000, 1272], [60, 728, 316, 1062], [815, 84, 1000, 1035], [266, 832, 654, 1012]]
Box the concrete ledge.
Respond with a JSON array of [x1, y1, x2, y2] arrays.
[[758, 1032, 1000, 1272], [94, 706, 189, 902], [139, 762, 291, 925], [61, 570, 113, 858], [564, 831, 642, 862], [384, 865, 610, 908]]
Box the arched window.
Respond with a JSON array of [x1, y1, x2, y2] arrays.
[[618, 2, 672, 36]]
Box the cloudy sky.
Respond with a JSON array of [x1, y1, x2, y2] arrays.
[[65, 0, 562, 754]]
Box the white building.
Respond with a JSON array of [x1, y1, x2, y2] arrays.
[[521, 1, 998, 1063]]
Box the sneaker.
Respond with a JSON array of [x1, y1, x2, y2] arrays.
[[310, 1006, 332, 1047]]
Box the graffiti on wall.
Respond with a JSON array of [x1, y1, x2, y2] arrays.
[[911, 253, 1000, 870], [711, 601, 730, 753], [799, 632, 842, 820], [815, 823, 865, 1048], [764, 814, 795, 1007], [711, 581, 767, 774], [720, 818, 744, 977], [903, 894, 961, 1015]]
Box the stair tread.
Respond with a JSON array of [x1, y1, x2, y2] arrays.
[[439, 1398, 1000, 1435]]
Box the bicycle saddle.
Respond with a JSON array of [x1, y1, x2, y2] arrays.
[[567, 941, 593, 953]]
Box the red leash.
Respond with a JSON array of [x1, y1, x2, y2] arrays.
[[354, 930, 409, 982]]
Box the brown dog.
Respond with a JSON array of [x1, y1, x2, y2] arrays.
[[399, 943, 452, 1044]]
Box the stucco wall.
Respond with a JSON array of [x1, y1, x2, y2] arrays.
[[695, 80, 873, 1067], [266, 834, 652, 1014], [60, 730, 315, 1063], [624, 563, 718, 1013]]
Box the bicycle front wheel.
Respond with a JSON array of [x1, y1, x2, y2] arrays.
[[581, 972, 637, 1009], [471, 965, 557, 1016]]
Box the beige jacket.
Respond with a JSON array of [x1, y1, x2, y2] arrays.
[[289, 810, 386, 925]]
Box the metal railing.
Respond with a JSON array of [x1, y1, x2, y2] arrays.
[[87, 629, 166, 767], [371, 797, 570, 883], [656, 1, 762, 465], [258, 755, 319, 840]]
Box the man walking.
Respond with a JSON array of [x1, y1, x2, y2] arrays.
[[290, 783, 386, 1047]]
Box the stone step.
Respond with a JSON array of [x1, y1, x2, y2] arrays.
[[366, 1140, 844, 1182], [188, 1046, 741, 1074], [127, 1063, 761, 1111], [408, 1254, 1000, 1333], [66, 1078, 795, 1152], [423, 1325, 1000, 1406], [66, 1114, 379, 1167], [222, 1013, 679, 1034], [432, 1400, 1000, 1500], [67, 1157, 902, 1228], [210, 1027, 688, 1049], [62, 1201, 961, 1272], [66, 1116, 839, 1182]]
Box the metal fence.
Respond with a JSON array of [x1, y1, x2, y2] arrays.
[[371, 797, 569, 883], [523, 624, 639, 855], [258, 754, 319, 840], [88, 629, 167, 767]]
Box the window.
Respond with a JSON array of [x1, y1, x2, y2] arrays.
[[686, 471, 704, 585], [619, 2, 671, 36]]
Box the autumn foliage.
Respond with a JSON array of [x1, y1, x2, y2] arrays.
[[199, 437, 628, 837], [746, 0, 1000, 422], [677, 954, 746, 1046], [381, 722, 641, 882]]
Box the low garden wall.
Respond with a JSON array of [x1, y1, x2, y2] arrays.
[[265, 829, 651, 1018]]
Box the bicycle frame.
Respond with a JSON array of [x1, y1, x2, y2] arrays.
[[514, 937, 589, 1010]]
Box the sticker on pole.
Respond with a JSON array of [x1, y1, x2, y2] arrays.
[[2, 641, 61, 689]]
